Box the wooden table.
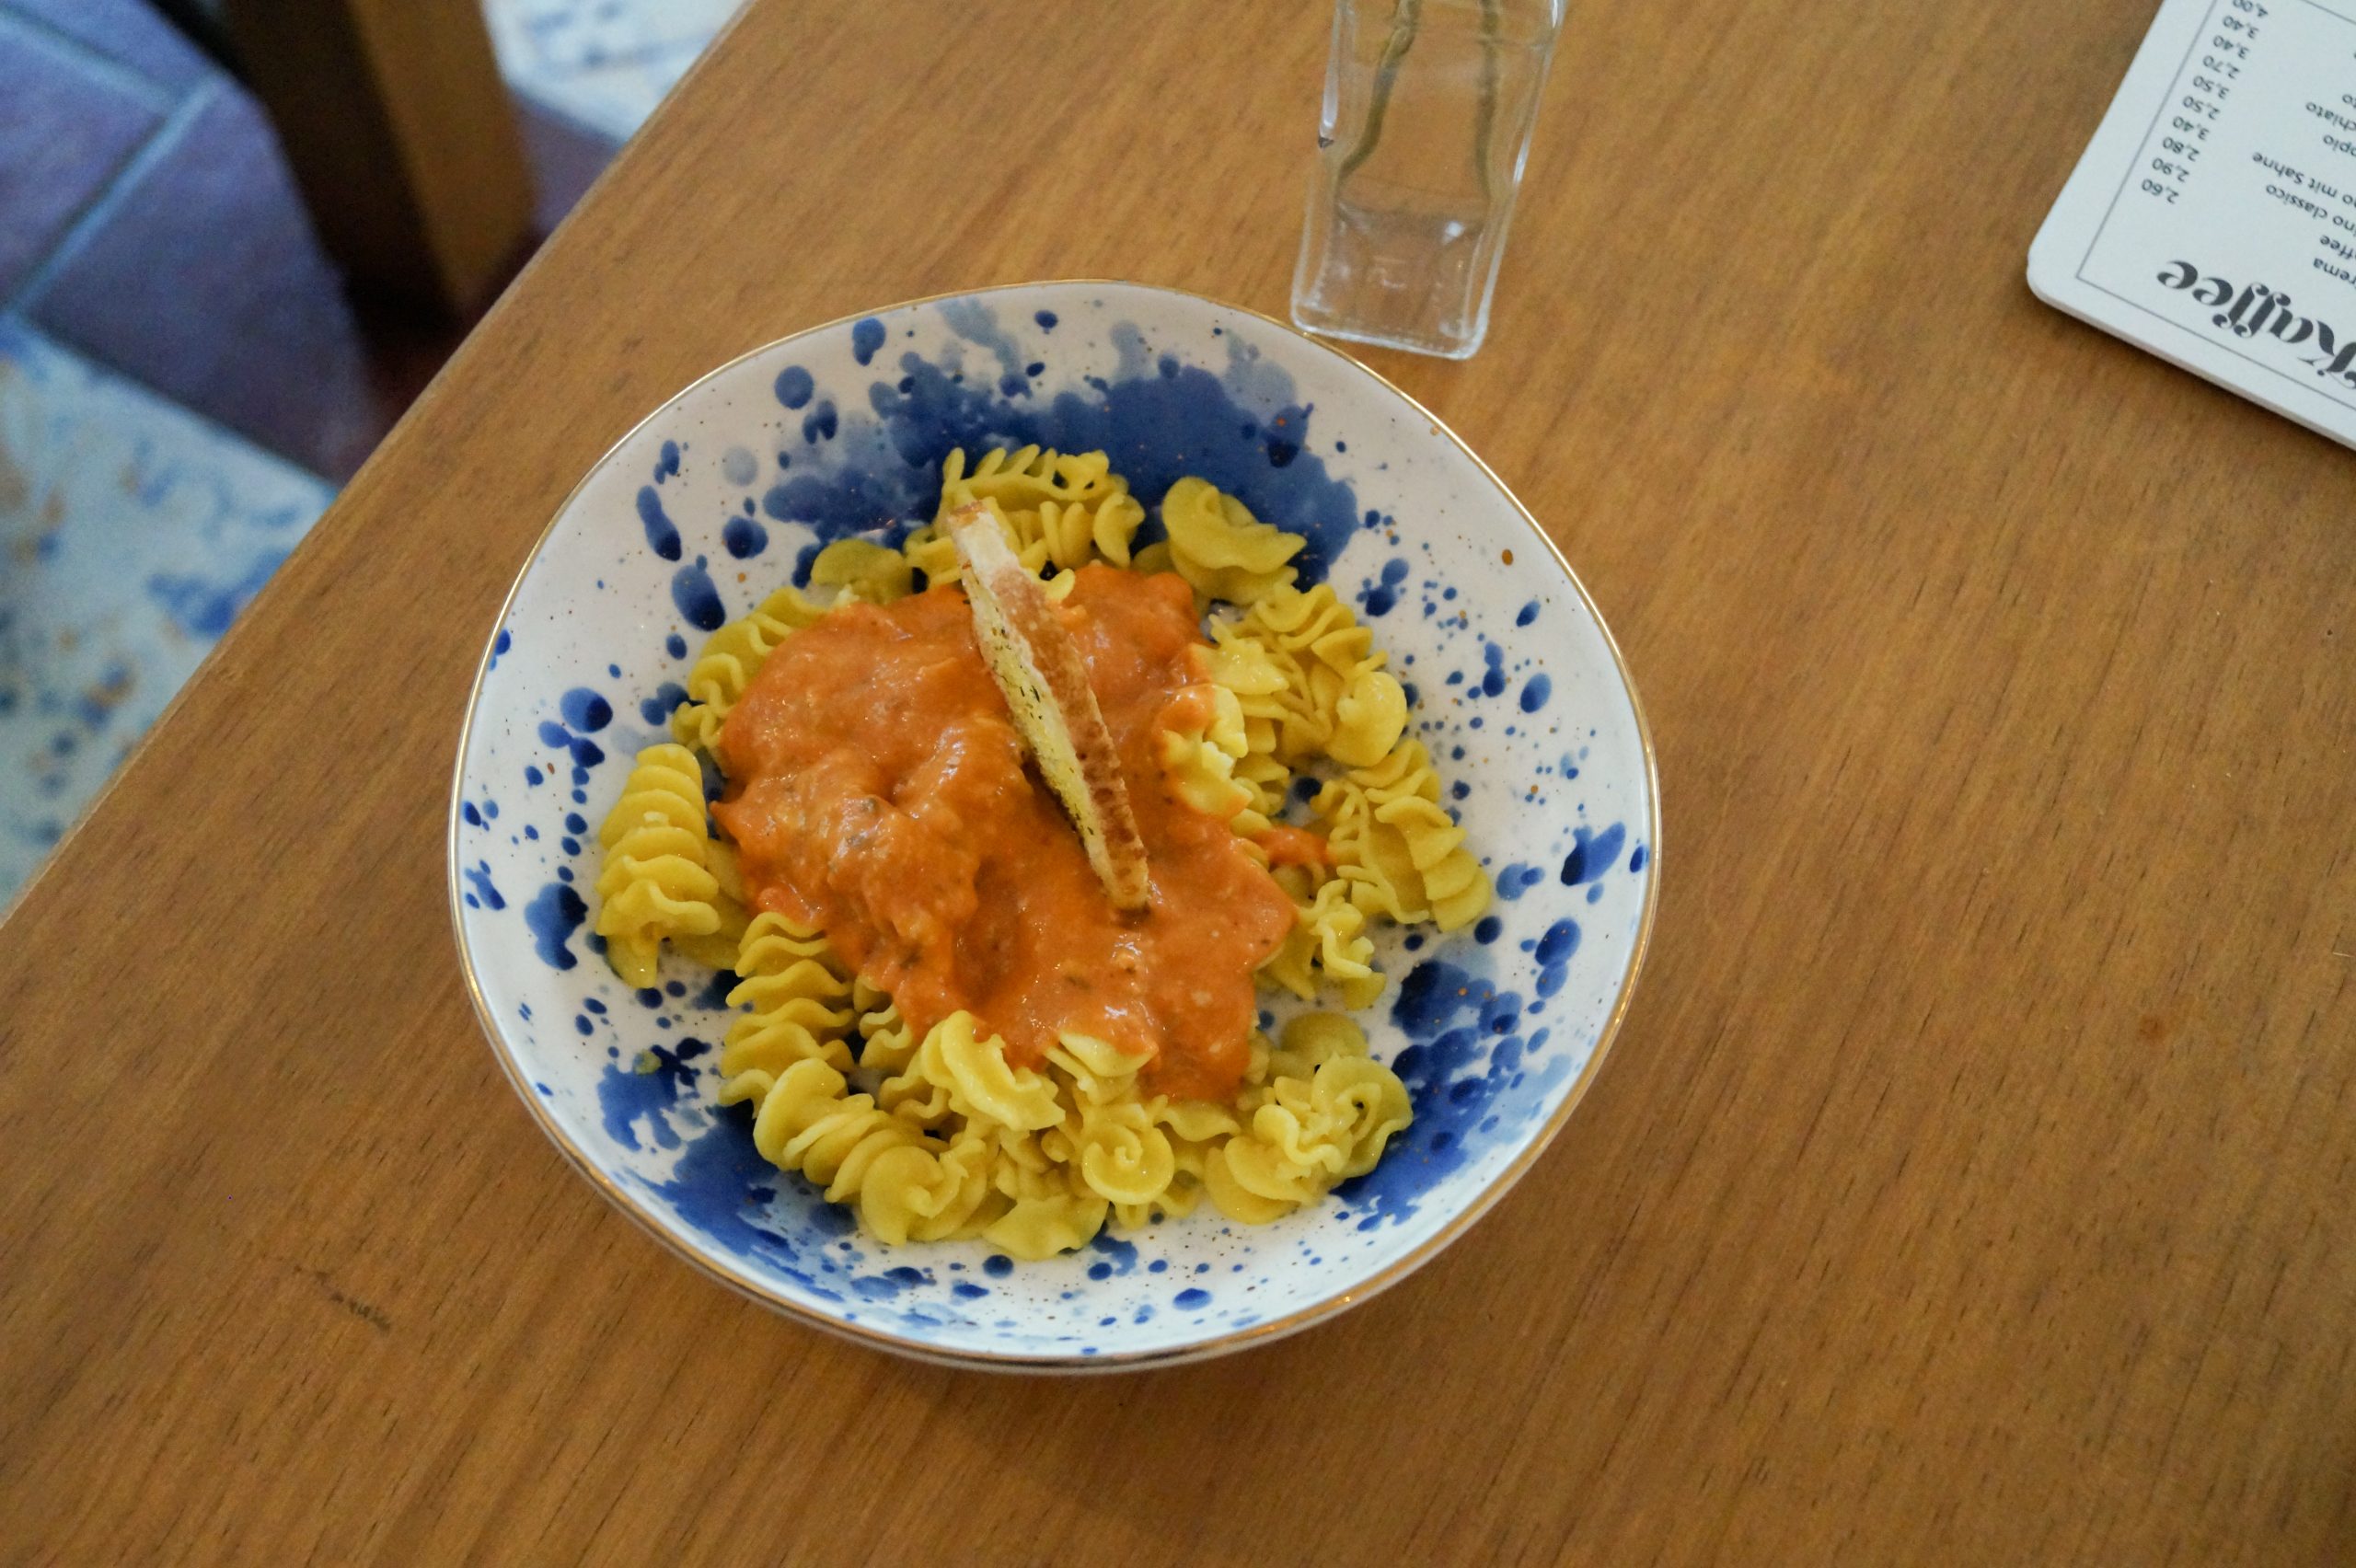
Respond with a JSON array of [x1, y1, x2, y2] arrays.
[[5, 1, 2350, 1560]]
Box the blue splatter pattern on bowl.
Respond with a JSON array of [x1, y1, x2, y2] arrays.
[[449, 281, 1657, 1369]]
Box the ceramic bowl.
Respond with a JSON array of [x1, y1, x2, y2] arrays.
[[448, 280, 1657, 1369]]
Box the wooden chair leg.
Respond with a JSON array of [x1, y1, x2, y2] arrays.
[[218, 0, 536, 320]]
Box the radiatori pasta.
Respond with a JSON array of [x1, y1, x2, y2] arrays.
[[593, 743, 744, 986], [592, 448, 1491, 1257]]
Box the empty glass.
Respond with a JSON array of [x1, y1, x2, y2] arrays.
[[1291, 0, 1565, 360]]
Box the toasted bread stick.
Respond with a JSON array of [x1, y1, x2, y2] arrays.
[[947, 504, 1151, 911]]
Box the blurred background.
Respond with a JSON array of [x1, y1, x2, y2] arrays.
[[0, 0, 739, 903]]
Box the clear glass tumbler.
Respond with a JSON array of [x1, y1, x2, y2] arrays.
[[1291, 0, 1565, 360]]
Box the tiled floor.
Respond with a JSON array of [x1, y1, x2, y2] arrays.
[[0, 321, 333, 896], [27, 84, 449, 481], [0, 0, 732, 908], [0, 17, 164, 302], [484, 0, 745, 144]]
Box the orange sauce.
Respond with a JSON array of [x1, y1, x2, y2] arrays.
[[713, 564, 1299, 1102], [1254, 825, 1334, 869]]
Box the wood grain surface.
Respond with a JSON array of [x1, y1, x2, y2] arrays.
[[4, 0, 2352, 1561]]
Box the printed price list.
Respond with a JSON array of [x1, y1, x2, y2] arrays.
[[2034, 0, 2356, 444], [2135, 2, 2269, 207], [2069, 0, 2356, 410]]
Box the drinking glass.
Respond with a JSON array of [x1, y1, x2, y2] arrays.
[[1291, 0, 1565, 360]]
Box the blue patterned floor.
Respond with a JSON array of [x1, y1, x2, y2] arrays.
[[0, 2, 729, 910], [485, 0, 743, 144], [0, 321, 332, 903]]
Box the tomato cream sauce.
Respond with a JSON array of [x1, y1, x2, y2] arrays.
[[713, 565, 1299, 1102]]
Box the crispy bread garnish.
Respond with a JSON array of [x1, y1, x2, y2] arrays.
[[947, 502, 1151, 911]]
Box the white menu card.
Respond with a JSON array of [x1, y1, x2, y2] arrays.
[[2030, 0, 2356, 447]]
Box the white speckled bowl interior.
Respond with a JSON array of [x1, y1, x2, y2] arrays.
[[448, 281, 1657, 1369]]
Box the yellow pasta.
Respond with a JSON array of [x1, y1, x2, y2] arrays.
[[592, 743, 733, 986], [1328, 667, 1409, 768], [1211, 583, 1410, 768], [1044, 1031, 1148, 1106], [879, 1011, 1064, 1133], [1015, 1034, 1170, 1210], [808, 538, 914, 605], [1044, 493, 1146, 570], [720, 1057, 937, 1206], [1260, 866, 1386, 1010], [1232, 750, 1290, 831], [1160, 477, 1303, 605], [1315, 739, 1494, 932], [594, 453, 1520, 1256], [1110, 1128, 1218, 1233], [671, 838, 750, 973], [1156, 685, 1254, 824], [1203, 1014, 1411, 1224], [859, 1127, 1000, 1245], [901, 518, 964, 584], [941, 444, 1123, 513], [1207, 623, 1294, 749], [717, 913, 856, 1092], [908, 446, 1145, 586], [1240, 581, 1366, 660], [669, 584, 828, 752], [1069, 1096, 1178, 1208], [850, 978, 918, 1077], [1156, 1097, 1245, 1143], [984, 1170, 1110, 1260]]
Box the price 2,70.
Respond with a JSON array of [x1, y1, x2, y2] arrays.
[[2140, 1, 2260, 207]]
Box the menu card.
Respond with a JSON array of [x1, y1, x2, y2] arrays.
[[2030, 0, 2356, 447]]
